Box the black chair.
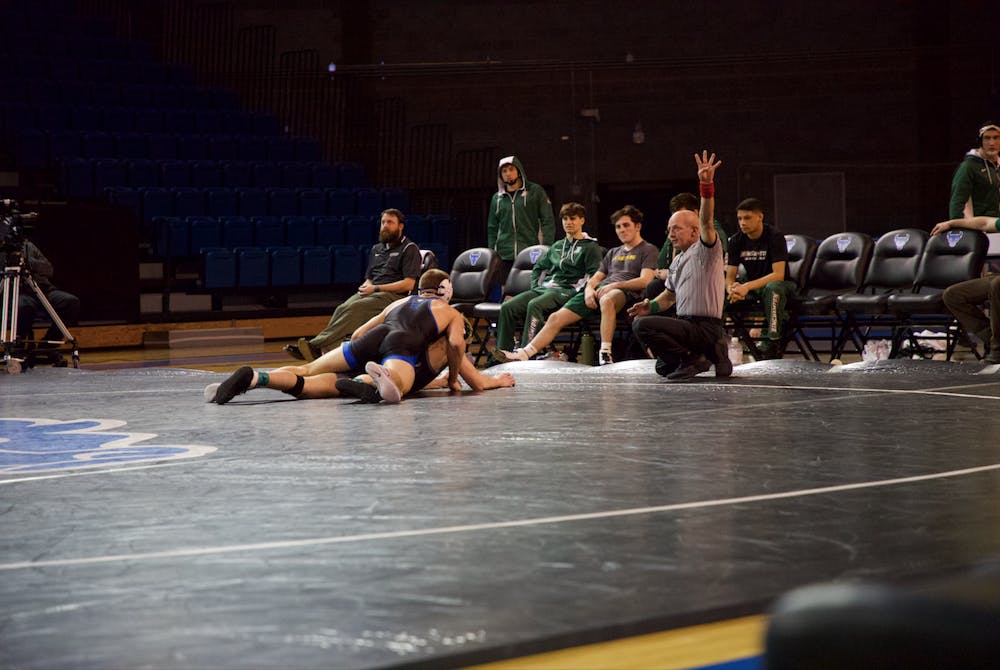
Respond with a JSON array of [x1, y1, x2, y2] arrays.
[[469, 244, 549, 365], [833, 228, 927, 359], [726, 234, 818, 360], [449, 247, 502, 355], [419, 248, 438, 273], [886, 228, 988, 359], [785, 232, 873, 361]]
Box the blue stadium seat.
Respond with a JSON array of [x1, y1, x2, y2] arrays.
[[194, 110, 223, 134], [114, 132, 147, 159], [269, 247, 301, 287], [354, 187, 383, 216], [326, 187, 355, 216], [166, 109, 196, 134], [173, 187, 206, 217], [221, 216, 254, 249], [142, 187, 174, 223], [238, 136, 267, 161], [175, 133, 207, 160], [252, 216, 284, 247], [331, 244, 363, 283], [315, 216, 346, 246], [82, 131, 115, 158], [283, 216, 315, 247], [60, 157, 93, 198], [250, 161, 280, 188], [236, 247, 269, 287], [102, 107, 133, 132], [403, 215, 430, 247], [236, 187, 267, 217], [90, 82, 120, 106], [70, 105, 102, 131], [266, 137, 295, 162], [27, 79, 60, 104], [38, 103, 69, 130], [337, 162, 365, 188], [309, 162, 338, 188], [267, 187, 297, 216], [188, 216, 223, 253], [343, 215, 375, 246], [126, 159, 157, 187], [205, 187, 238, 216], [297, 188, 326, 216], [107, 186, 141, 212], [92, 158, 127, 194], [208, 135, 239, 161], [221, 160, 252, 187], [280, 161, 311, 188], [202, 247, 236, 289], [159, 159, 191, 187], [381, 187, 409, 212], [146, 134, 177, 159], [424, 242, 450, 272], [191, 160, 221, 187], [132, 108, 163, 133], [301, 246, 332, 285]]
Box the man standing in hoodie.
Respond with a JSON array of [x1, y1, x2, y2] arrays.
[[496, 202, 602, 353], [487, 155, 555, 281], [949, 122, 1000, 218]]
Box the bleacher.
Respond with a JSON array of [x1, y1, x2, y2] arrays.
[[0, 3, 454, 318]]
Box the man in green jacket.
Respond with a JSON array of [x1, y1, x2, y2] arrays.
[[487, 155, 555, 281], [949, 121, 1000, 218], [496, 202, 603, 352]]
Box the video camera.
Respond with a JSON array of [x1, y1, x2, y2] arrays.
[[0, 198, 38, 255]]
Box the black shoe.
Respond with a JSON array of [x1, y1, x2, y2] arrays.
[[984, 350, 1000, 365], [654, 357, 679, 377], [296, 337, 321, 362], [283, 343, 305, 360], [213, 366, 255, 404], [666, 355, 711, 381], [709, 338, 732, 378], [335, 377, 382, 403]]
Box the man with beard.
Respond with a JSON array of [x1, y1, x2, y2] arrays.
[[286, 208, 422, 361]]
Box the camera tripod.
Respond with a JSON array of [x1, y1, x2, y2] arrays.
[[1, 260, 79, 373]]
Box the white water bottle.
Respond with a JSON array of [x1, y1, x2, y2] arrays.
[[727, 337, 743, 366]]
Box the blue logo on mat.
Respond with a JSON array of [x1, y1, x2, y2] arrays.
[[0, 418, 217, 474]]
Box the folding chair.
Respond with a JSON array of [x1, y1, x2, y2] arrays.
[[785, 232, 873, 361], [886, 228, 988, 359]]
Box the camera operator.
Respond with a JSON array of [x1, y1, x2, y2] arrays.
[[16, 240, 80, 348]]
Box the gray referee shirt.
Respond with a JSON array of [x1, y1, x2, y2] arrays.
[[666, 237, 724, 318]]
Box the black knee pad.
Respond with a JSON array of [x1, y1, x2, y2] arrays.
[[283, 375, 305, 398]]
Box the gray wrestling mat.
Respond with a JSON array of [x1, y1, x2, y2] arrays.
[[2, 360, 1000, 669]]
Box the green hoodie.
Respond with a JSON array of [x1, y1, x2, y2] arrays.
[[487, 155, 555, 261], [531, 235, 602, 290], [949, 149, 1000, 218]]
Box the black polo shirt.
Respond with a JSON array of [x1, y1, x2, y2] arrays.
[[366, 236, 422, 286]]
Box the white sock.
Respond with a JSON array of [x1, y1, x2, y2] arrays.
[[600, 342, 612, 352]]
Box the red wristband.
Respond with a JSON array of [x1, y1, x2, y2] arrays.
[[699, 182, 715, 198]]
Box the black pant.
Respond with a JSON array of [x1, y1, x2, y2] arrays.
[[17, 289, 80, 342], [633, 314, 725, 368]]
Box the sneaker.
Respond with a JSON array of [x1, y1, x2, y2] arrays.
[[709, 338, 732, 378], [283, 343, 305, 360], [598, 349, 614, 366], [212, 366, 254, 404], [335, 377, 381, 403], [296, 337, 320, 362], [494, 348, 530, 363], [666, 355, 711, 381], [365, 361, 402, 404]]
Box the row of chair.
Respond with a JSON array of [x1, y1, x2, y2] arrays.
[[111, 186, 410, 224], [732, 228, 989, 361], [15, 130, 322, 170], [60, 159, 364, 195], [154, 215, 452, 262], [198, 246, 441, 291], [4, 103, 282, 135]]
